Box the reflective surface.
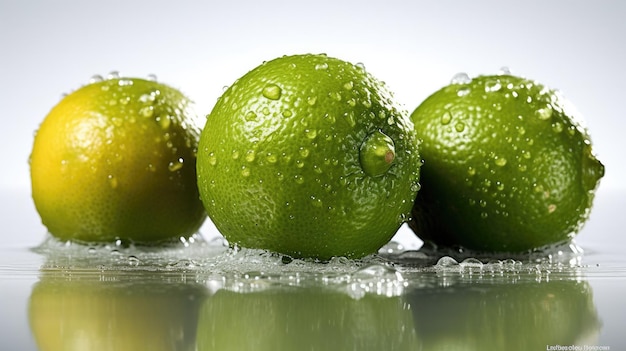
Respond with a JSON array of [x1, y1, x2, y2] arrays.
[[1, 187, 625, 350]]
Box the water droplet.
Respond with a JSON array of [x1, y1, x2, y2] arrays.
[[282, 109, 293, 118], [450, 72, 471, 84], [460, 258, 483, 270], [454, 122, 465, 132], [147, 73, 157, 81], [157, 115, 171, 129], [552, 122, 563, 133], [457, 87, 471, 97], [548, 204, 557, 213], [343, 112, 356, 127], [410, 182, 421, 192], [107, 174, 118, 189], [480, 212, 488, 218], [294, 174, 304, 184], [343, 81, 354, 90], [436, 256, 458, 267], [245, 111, 257, 121], [310, 195, 323, 208], [128, 255, 140, 266], [378, 241, 404, 255], [107, 71, 120, 79], [265, 152, 277, 164], [307, 96, 317, 106], [245, 150, 256, 162], [299, 147, 310, 158], [304, 129, 317, 139], [138, 106, 153, 118], [208, 152, 217, 166], [231, 150, 240, 160], [498, 66, 512, 75], [89, 74, 104, 84], [330, 91, 342, 101], [118, 79, 133, 86], [484, 80, 502, 92], [315, 62, 329, 70], [467, 166, 476, 176], [241, 166, 250, 177], [355, 62, 366, 70], [494, 157, 507, 167], [261, 106, 271, 116], [262, 83, 282, 100], [168, 157, 184, 172], [139, 92, 157, 104], [441, 111, 452, 125]]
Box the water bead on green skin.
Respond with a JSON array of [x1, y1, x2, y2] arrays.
[[359, 130, 396, 177]]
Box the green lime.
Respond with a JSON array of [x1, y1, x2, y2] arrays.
[[30, 76, 206, 243], [197, 54, 421, 260], [408, 74, 604, 252]]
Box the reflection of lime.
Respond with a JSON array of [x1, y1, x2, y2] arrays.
[[30, 77, 206, 243], [409, 74, 604, 252], [405, 280, 599, 349], [197, 54, 421, 259], [196, 287, 418, 350], [29, 274, 207, 351]]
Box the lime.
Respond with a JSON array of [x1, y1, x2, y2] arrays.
[[408, 74, 604, 252], [197, 54, 421, 259], [30, 76, 206, 243]]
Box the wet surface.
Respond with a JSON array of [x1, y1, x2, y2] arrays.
[[1, 187, 625, 350]]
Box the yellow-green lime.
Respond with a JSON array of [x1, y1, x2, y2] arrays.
[[408, 74, 604, 252], [197, 54, 421, 260], [30, 76, 206, 243]]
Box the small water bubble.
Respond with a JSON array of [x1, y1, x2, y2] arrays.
[[107, 174, 118, 189], [261, 106, 271, 116], [299, 147, 310, 158], [330, 91, 342, 101], [168, 157, 184, 172], [484, 80, 502, 92], [294, 174, 304, 184], [552, 122, 563, 133], [498, 66, 512, 75], [262, 83, 282, 100], [494, 157, 507, 167], [147, 73, 157, 81], [240, 166, 251, 177], [245, 150, 256, 163], [460, 257, 483, 268], [310, 195, 323, 208], [436, 256, 459, 267], [343, 112, 356, 127], [139, 106, 154, 118], [282, 109, 293, 118], [266, 152, 277, 163], [107, 71, 120, 80], [128, 255, 140, 267], [89, 74, 104, 84], [454, 122, 465, 132], [450, 72, 471, 84], [245, 111, 258, 121], [158, 115, 172, 129], [457, 87, 471, 97], [304, 129, 317, 139], [355, 62, 366, 70], [315, 62, 329, 70], [208, 152, 217, 166], [441, 111, 452, 125]]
